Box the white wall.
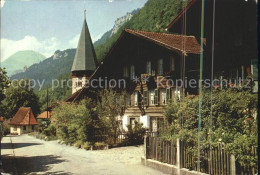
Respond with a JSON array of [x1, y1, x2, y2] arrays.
[[140, 115, 150, 129], [122, 115, 130, 131], [72, 77, 89, 94], [10, 125, 36, 135], [10, 126, 22, 135], [121, 115, 151, 132]]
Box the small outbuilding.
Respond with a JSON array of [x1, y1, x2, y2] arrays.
[[9, 107, 38, 135], [37, 111, 51, 119]]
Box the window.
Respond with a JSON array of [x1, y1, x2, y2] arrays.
[[150, 89, 158, 105], [157, 59, 163, 75], [77, 81, 82, 87], [251, 59, 258, 80], [23, 126, 26, 131], [130, 65, 135, 80], [123, 66, 129, 77], [170, 57, 175, 71], [13, 127, 17, 131], [144, 90, 148, 106], [161, 89, 167, 105], [32, 125, 35, 131], [154, 89, 158, 105], [146, 61, 151, 75], [150, 118, 158, 132], [75, 78, 82, 87], [134, 92, 138, 106], [150, 91, 155, 105], [130, 118, 136, 130], [166, 88, 171, 102], [174, 88, 181, 100]]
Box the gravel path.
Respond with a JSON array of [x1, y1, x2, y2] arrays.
[[1, 134, 167, 175]]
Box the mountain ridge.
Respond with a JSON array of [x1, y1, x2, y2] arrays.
[[11, 49, 76, 90], [94, 9, 139, 47], [1, 50, 46, 76]]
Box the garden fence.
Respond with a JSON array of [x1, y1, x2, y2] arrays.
[[145, 136, 257, 175]]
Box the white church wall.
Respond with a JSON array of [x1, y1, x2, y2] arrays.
[[72, 77, 89, 94]]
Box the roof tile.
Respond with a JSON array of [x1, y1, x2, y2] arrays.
[[9, 107, 38, 125], [125, 29, 202, 55]]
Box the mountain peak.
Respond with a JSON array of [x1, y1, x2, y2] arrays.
[[1, 50, 46, 76]]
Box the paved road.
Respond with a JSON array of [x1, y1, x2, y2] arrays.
[[1, 134, 167, 175]]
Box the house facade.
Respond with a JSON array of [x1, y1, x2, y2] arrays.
[[67, 28, 202, 132], [9, 107, 38, 135], [67, 0, 257, 133], [94, 30, 202, 132]]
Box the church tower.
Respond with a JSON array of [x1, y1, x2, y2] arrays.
[[71, 10, 98, 94]]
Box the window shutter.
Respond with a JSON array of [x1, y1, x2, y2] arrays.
[[166, 88, 171, 102], [144, 91, 148, 106], [154, 89, 158, 105]]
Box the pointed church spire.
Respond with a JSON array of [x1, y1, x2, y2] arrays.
[[71, 10, 97, 72]]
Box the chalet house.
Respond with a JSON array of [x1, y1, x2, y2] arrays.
[[167, 0, 258, 90], [66, 14, 202, 132], [67, 0, 257, 133], [91, 29, 202, 132], [9, 107, 38, 135]]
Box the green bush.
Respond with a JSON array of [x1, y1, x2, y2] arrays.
[[43, 123, 56, 136], [38, 119, 50, 133], [162, 89, 258, 167], [94, 142, 106, 147], [2, 122, 10, 136], [82, 142, 92, 150], [93, 142, 107, 150], [74, 140, 83, 148], [125, 121, 147, 145], [52, 98, 96, 145]]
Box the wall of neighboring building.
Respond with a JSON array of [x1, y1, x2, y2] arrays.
[[10, 126, 22, 135], [10, 125, 36, 135], [23, 125, 35, 133]]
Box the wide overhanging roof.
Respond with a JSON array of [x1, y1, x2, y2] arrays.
[[125, 29, 203, 55]]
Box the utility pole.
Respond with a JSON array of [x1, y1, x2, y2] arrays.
[[47, 89, 49, 118]]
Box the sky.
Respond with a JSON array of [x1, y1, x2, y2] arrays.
[[0, 0, 147, 62]]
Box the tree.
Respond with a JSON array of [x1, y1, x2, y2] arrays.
[[52, 99, 94, 145], [0, 67, 10, 102], [97, 89, 127, 144], [4, 79, 41, 118], [0, 67, 10, 117]]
